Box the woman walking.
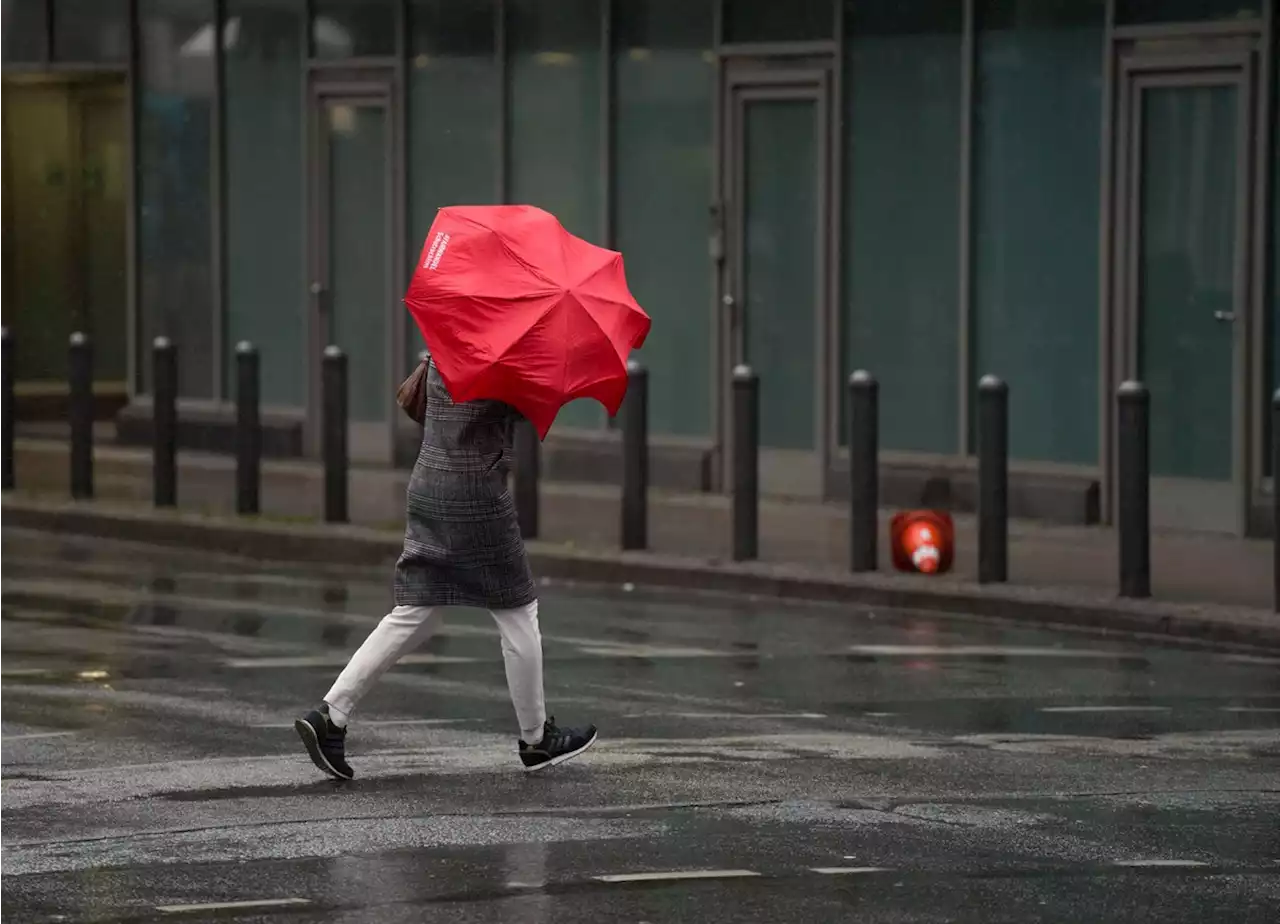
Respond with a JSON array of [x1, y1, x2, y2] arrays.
[[294, 354, 596, 779]]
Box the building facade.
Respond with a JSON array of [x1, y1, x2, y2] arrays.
[[2, 0, 1277, 535]]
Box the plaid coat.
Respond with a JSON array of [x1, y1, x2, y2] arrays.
[[393, 357, 536, 610]]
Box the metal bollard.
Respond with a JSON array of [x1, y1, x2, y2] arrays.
[[2, 327, 13, 491], [1273, 388, 1280, 613], [514, 418, 540, 540], [68, 332, 94, 500], [732, 364, 759, 562], [1117, 380, 1150, 599], [977, 375, 1009, 584], [152, 337, 178, 507], [235, 341, 261, 515], [621, 358, 649, 551], [322, 345, 348, 524], [848, 370, 879, 572]]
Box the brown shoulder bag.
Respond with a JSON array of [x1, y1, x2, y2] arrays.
[[396, 357, 430, 425]]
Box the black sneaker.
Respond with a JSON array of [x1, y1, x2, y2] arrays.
[[519, 717, 598, 772], [295, 704, 354, 780]]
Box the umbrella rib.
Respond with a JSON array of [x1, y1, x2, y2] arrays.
[[497, 236, 562, 290]]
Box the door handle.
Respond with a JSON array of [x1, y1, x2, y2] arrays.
[[1213, 310, 1236, 322]]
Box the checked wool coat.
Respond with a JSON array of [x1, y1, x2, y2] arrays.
[[393, 356, 536, 610]]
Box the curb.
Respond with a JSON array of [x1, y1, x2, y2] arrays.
[[4, 495, 1278, 652]]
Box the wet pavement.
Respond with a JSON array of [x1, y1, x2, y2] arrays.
[[3, 528, 1279, 923]]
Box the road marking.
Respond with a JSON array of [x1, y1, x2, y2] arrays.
[[1, 731, 76, 741], [1113, 860, 1209, 868], [576, 645, 734, 659], [594, 869, 761, 884], [156, 898, 312, 914], [621, 712, 826, 720], [1040, 706, 1171, 714], [250, 718, 471, 729], [1220, 707, 1280, 714], [224, 653, 479, 669], [849, 645, 1125, 659], [812, 867, 892, 875]]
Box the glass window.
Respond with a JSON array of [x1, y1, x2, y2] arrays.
[[311, 0, 395, 59], [1116, 0, 1260, 24], [971, 0, 1104, 465], [841, 0, 963, 454], [406, 0, 499, 374], [1268, 64, 1280, 480], [2, 0, 47, 62], [724, 0, 834, 43], [54, 0, 129, 62], [1, 81, 74, 382], [507, 0, 602, 428], [224, 0, 305, 407], [613, 0, 714, 438], [136, 0, 215, 398]]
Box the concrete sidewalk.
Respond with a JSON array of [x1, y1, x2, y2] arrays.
[[11, 437, 1273, 608]]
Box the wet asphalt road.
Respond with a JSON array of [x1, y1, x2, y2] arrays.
[[2, 528, 1279, 923]]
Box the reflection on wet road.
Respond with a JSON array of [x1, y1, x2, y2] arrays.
[[3, 527, 1279, 922]]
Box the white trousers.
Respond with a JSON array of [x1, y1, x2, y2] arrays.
[[323, 600, 547, 742]]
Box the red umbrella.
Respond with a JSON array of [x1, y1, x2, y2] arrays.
[[404, 205, 651, 439]]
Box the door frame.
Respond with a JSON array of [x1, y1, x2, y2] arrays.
[[305, 68, 400, 463], [1100, 43, 1259, 532], [716, 57, 835, 498]]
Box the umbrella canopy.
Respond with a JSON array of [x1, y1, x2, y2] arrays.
[[404, 205, 651, 438]]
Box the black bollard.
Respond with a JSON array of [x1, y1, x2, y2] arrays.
[[152, 337, 178, 507], [514, 418, 540, 540], [621, 358, 649, 551], [1117, 380, 1150, 599], [235, 341, 261, 515], [1273, 389, 1280, 613], [848, 370, 879, 572], [2, 327, 13, 491], [732, 364, 759, 562], [977, 375, 1009, 584], [68, 331, 94, 500], [322, 345, 348, 524]]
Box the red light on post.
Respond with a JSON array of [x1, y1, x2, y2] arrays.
[[890, 509, 955, 575]]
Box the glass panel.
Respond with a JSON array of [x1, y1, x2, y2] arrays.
[[407, 0, 498, 374], [137, 0, 215, 397], [1270, 58, 1280, 479], [0, 84, 9, 337], [1139, 84, 1238, 482], [507, 0, 602, 428], [742, 98, 817, 451], [1116, 0, 1260, 25], [842, 0, 962, 454], [614, 0, 714, 438], [2, 0, 46, 62], [1, 80, 73, 382], [724, 0, 833, 43], [225, 0, 305, 407], [327, 102, 389, 424], [76, 82, 129, 383], [972, 0, 1103, 464], [312, 0, 395, 59], [54, 0, 128, 62]]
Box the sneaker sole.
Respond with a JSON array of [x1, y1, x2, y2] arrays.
[[522, 729, 598, 773], [294, 718, 354, 781]]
